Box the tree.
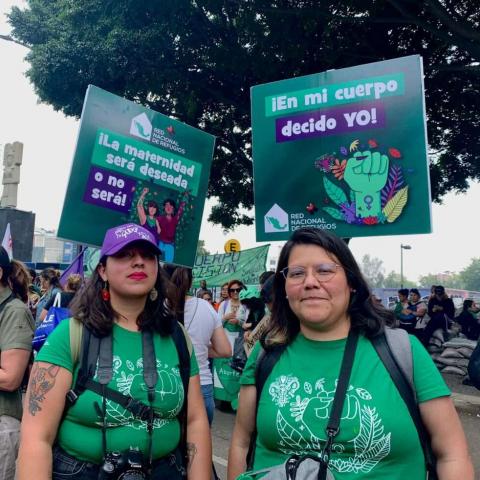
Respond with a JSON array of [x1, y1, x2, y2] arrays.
[[6, 1, 480, 228], [418, 272, 464, 289], [382, 270, 416, 288], [196, 239, 210, 257], [360, 254, 385, 288], [458, 258, 480, 291]]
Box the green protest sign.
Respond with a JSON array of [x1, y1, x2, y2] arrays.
[[251, 55, 431, 241], [192, 245, 269, 287], [58, 86, 215, 267]]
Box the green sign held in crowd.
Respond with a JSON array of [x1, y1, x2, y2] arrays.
[[192, 245, 269, 288], [58, 86, 215, 267], [251, 55, 432, 241]]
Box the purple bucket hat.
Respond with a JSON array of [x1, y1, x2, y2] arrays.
[[100, 223, 161, 258]]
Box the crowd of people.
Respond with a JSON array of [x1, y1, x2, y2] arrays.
[[0, 223, 476, 480], [394, 285, 480, 344]]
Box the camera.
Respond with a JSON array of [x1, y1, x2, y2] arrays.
[[98, 448, 148, 480]]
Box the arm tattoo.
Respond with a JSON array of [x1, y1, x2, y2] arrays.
[[186, 442, 197, 470], [28, 364, 60, 416]]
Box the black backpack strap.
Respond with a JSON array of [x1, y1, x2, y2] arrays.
[[246, 343, 287, 470], [371, 332, 437, 477], [66, 327, 158, 421], [171, 322, 191, 471]]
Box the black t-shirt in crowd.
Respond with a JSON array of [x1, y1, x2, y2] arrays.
[[43, 291, 76, 310]]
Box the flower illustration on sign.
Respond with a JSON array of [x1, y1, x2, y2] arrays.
[[315, 139, 408, 225]]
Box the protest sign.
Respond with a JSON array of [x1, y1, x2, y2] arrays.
[[192, 244, 269, 287], [251, 55, 432, 241], [58, 86, 215, 267]]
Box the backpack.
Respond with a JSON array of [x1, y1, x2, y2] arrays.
[[66, 319, 192, 466], [250, 328, 437, 478]]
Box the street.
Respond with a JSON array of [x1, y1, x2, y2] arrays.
[[211, 373, 480, 479]]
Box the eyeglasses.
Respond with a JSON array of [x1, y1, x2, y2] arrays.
[[281, 263, 342, 284], [229, 287, 242, 293]]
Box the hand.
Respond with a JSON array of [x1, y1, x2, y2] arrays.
[[223, 312, 236, 321], [343, 150, 389, 218], [242, 322, 252, 331]]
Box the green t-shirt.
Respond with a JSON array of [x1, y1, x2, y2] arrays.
[[240, 333, 449, 480], [0, 288, 34, 420], [36, 319, 199, 463]]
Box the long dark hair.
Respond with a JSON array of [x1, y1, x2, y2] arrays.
[[70, 259, 176, 336], [170, 267, 192, 322], [1, 259, 30, 302], [263, 228, 394, 348], [41, 267, 62, 291]]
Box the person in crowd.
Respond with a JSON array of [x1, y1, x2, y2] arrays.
[[228, 227, 473, 480], [38, 273, 83, 321], [201, 291, 214, 306], [230, 287, 266, 373], [456, 299, 480, 341], [244, 276, 274, 358], [28, 269, 41, 295], [196, 279, 209, 298], [423, 285, 455, 346], [258, 271, 275, 289], [393, 288, 418, 332], [213, 282, 229, 311], [218, 280, 250, 345], [157, 196, 186, 263], [17, 223, 211, 480], [171, 268, 231, 425], [408, 288, 427, 318], [34, 267, 62, 326], [0, 247, 35, 480], [214, 280, 249, 409], [27, 269, 41, 319], [136, 187, 161, 244]]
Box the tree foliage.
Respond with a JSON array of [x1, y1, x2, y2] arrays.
[[360, 254, 385, 288], [383, 270, 415, 288], [459, 258, 480, 291], [196, 239, 210, 256], [7, 0, 480, 228]]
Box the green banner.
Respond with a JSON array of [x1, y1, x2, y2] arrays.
[[58, 86, 215, 267], [192, 245, 269, 287], [251, 55, 432, 241]]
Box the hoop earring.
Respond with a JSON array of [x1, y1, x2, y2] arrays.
[[149, 287, 158, 301], [101, 281, 110, 301]]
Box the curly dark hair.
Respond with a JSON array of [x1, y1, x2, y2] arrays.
[[69, 258, 176, 337], [263, 228, 394, 348]]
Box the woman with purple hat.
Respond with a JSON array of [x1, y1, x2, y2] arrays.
[[17, 223, 211, 480]]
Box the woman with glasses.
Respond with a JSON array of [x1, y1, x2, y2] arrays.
[[228, 228, 473, 480], [213, 280, 249, 410]]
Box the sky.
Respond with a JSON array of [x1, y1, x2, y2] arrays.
[[1, 1, 479, 283]]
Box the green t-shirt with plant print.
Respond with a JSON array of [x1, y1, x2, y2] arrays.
[[36, 318, 198, 464], [239, 333, 449, 479]]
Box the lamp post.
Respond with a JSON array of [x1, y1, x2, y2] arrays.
[[400, 244, 412, 288]]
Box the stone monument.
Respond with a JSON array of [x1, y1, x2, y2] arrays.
[[1, 142, 23, 208], [0, 142, 34, 261]]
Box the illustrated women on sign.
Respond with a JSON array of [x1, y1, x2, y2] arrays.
[[136, 187, 161, 244], [157, 195, 186, 264]]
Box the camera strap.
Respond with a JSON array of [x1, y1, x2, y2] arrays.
[[319, 329, 359, 477], [75, 329, 159, 467]]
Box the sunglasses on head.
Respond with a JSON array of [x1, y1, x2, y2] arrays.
[[229, 287, 242, 293]]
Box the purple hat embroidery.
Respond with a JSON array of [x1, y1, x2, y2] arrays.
[[100, 223, 161, 258]]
